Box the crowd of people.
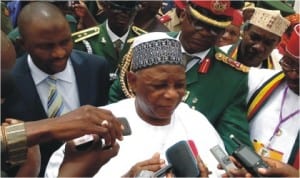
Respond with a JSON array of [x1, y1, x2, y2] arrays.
[[1, 0, 299, 177]]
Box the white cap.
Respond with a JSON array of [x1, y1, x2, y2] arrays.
[[249, 7, 290, 37], [131, 32, 183, 71]]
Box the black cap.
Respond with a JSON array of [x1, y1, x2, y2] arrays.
[[256, 0, 295, 17], [106, 1, 139, 11]]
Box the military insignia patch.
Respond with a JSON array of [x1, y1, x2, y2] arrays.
[[215, 52, 249, 72], [210, 0, 230, 14], [72, 26, 100, 43]]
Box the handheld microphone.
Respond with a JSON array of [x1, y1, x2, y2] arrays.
[[166, 140, 200, 177]]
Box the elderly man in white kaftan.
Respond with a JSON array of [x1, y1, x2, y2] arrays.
[[45, 32, 226, 177]]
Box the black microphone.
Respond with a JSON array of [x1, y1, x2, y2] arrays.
[[166, 140, 200, 177]]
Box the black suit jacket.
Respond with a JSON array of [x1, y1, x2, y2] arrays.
[[2, 49, 110, 176]]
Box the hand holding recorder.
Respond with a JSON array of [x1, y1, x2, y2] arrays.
[[230, 134, 269, 177], [73, 117, 131, 151]]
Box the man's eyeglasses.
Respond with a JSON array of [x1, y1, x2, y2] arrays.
[[279, 58, 299, 73], [186, 10, 225, 36]]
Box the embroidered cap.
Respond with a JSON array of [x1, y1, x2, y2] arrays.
[[285, 24, 300, 58], [131, 32, 183, 71], [249, 7, 290, 37]]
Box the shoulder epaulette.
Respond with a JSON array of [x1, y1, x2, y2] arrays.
[[127, 26, 148, 43], [132, 25, 148, 36], [71, 26, 100, 43], [159, 14, 171, 23], [215, 52, 250, 73]]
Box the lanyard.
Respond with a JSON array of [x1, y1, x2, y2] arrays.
[[267, 86, 300, 147]]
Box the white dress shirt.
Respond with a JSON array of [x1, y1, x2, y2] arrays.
[[28, 55, 80, 114], [106, 20, 130, 49]]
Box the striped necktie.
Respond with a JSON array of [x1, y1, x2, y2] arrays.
[[114, 39, 123, 58], [47, 76, 64, 118]]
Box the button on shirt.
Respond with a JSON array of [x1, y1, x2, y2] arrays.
[[28, 56, 80, 114]]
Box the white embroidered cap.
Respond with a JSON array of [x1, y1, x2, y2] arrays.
[[249, 7, 290, 37], [131, 32, 183, 71]]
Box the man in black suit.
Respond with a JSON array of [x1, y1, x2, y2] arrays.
[[2, 2, 110, 176]]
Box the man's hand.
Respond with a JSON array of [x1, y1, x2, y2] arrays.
[[258, 157, 299, 177], [58, 135, 119, 177], [195, 154, 210, 177], [15, 145, 41, 177], [220, 156, 299, 178], [26, 105, 124, 146], [122, 152, 166, 177]]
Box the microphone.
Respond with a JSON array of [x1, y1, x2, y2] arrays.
[[136, 140, 199, 178], [166, 140, 200, 177]]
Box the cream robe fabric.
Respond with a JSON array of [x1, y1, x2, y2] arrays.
[[45, 98, 225, 177], [248, 68, 300, 163]]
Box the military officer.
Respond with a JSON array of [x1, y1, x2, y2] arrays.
[[110, 0, 253, 154], [72, 1, 146, 82]]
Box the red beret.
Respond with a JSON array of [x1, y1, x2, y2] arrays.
[[231, 10, 243, 27], [190, 0, 235, 17], [174, 0, 186, 10], [286, 24, 300, 58]]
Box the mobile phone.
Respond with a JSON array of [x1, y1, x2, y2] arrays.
[[74, 117, 131, 150], [210, 145, 237, 176], [118, 117, 132, 136], [166, 140, 200, 177], [230, 134, 269, 177], [73, 134, 95, 151], [152, 164, 172, 177]]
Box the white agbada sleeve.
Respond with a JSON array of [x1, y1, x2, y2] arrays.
[[44, 144, 65, 178], [247, 67, 282, 102]]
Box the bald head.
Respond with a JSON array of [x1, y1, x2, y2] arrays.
[[1, 31, 16, 70], [18, 2, 67, 39]]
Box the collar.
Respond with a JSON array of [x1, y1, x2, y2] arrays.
[[28, 55, 73, 85], [176, 32, 210, 61], [106, 20, 130, 44]]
